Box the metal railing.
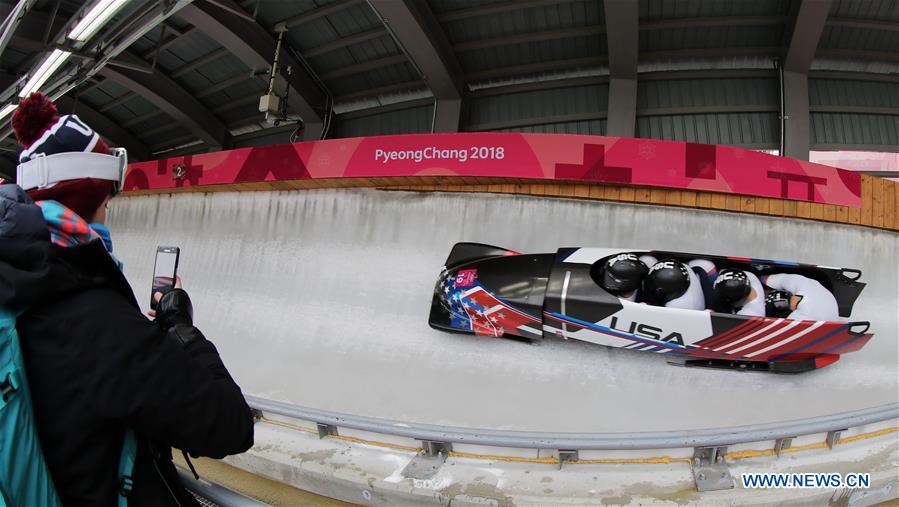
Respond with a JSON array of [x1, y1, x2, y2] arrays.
[[247, 395, 898, 451]]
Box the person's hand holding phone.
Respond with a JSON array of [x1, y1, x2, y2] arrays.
[[147, 276, 182, 318]]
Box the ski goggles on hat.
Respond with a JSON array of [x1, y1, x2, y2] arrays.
[[16, 148, 128, 195]]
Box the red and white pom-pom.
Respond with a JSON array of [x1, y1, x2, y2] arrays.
[[11, 92, 59, 148]]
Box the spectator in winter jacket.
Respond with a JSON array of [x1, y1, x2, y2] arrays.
[[0, 93, 254, 506]]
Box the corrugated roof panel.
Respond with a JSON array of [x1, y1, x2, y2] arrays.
[[131, 25, 163, 55], [0, 46, 30, 70], [79, 88, 113, 106], [98, 104, 137, 124], [460, 36, 605, 73], [811, 113, 899, 146], [159, 29, 220, 69], [641, 25, 784, 52], [287, 2, 381, 49], [186, 54, 251, 90], [286, 17, 339, 49], [830, 0, 899, 21], [333, 103, 434, 137], [818, 26, 899, 51], [636, 112, 778, 146], [810, 79, 899, 108], [95, 80, 131, 99], [442, 0, 600, 44], [220, 104, 263, 126], [468, 84, 608, 127], [497, 118, 606, 135], [308, 46, 358, 72], [364, 62, 420, 86], [639, 78, 778, 109], [218, 79, 267, 103], [331, 62, 420, 94], [118, 96, 157, 118], [329, 2, 382, 33], [640, 0, 791, 20], [309, 35, 399, 73], [254, 0, 321, 27], [127, 114, 171, 133], [142, 125, 191, 148], [347, 36, 400, 62]]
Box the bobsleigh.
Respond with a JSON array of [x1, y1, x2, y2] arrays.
[[429, 243, 873, 373]]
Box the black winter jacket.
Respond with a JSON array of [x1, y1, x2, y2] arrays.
[[0, 186, 254, 506]]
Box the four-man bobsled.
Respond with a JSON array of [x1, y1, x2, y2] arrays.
[[429, 243, 873, 373]]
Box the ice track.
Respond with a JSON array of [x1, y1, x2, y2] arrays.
[[109, 189, 898, 433]]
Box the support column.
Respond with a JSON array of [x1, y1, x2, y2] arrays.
[[604, 0, 639, 137], [433, 98, 462, 133], [783, 71, 811, 160], [606, 78, 637, 137], [782, 0, 832, 160]]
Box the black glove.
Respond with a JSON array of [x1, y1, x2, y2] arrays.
[[156, 289, 206, 348], [155, 288, 193, 329]]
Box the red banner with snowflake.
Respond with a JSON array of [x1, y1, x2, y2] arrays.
[[124, 133, 862, 207]]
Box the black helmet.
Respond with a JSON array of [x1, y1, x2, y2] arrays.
[[592, 253, 648, 294], [642, 259, 690, 306], [714, 269, 751, 306], [765, 290, 793, 318]]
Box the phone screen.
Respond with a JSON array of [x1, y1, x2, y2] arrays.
[[151, 246, 179, 309]]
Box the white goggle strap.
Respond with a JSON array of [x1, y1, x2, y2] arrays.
[[15, 149, 129, 193]]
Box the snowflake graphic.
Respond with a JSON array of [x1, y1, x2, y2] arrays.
[[638, 142, 656, 160]]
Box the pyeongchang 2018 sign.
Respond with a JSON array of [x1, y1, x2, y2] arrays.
[[124, 133, 862, 207]]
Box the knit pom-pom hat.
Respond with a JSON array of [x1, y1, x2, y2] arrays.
[[12, 93, 114, 221]]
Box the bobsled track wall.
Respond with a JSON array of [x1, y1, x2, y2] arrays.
[[109, 188, 899, 504]]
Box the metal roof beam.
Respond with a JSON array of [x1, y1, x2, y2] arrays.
[[784, 0, 831, 72], [368, 0, 464, 131], [604, 0, 638, 137], [368, 0, 463, 99], [178, 0, 325, 127], [56, 96, 151, 161], [99, 55, 227, 150]]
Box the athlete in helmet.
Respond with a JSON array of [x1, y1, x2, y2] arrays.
[[761, 273, 839, 321], [591, 253, 649, 301], [713, 268, 765, 316], [642, 259, 705, 310]]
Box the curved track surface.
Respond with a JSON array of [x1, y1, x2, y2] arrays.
[[109, 189, 898, 433]]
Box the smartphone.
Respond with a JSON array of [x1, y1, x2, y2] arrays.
[[151, 246, 180, 310]]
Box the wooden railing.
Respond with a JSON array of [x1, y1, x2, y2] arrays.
[[125, 174, 899, 232]]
